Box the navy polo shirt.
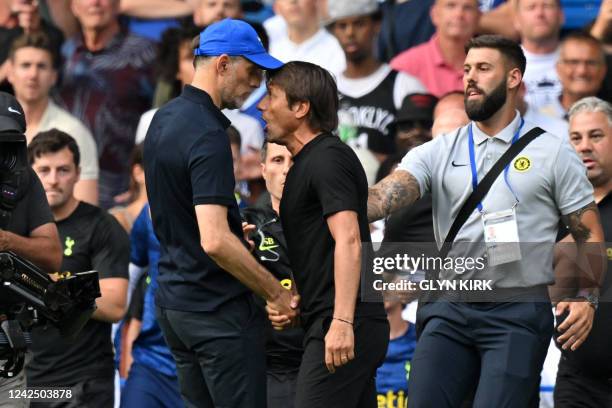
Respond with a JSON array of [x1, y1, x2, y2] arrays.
[[143, 85, 249, 312]]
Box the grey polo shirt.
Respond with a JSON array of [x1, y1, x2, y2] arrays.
[[397, 112, 593, 287]]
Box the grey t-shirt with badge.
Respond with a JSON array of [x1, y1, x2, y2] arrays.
[[397, 112, 593, 288]]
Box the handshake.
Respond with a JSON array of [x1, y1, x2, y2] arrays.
[[265, 284, 300, 330]]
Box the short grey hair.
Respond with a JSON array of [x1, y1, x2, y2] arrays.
[[568, 96, 612, 126]]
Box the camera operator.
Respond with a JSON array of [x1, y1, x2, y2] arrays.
[[0, 92, 61, 407], [26, 129, 129, 408]]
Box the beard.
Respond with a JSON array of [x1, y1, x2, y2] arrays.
[[464, 79, 507, 122]]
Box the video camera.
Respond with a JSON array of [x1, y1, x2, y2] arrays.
[[0, 92, 100, 378], [0, 251, 100, 378]]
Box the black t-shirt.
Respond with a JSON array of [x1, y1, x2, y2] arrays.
[[338, 70, 399, 155], [5, 168, 53, 238], [561, 193, 612, 377], [1, 169, 54, 308], [242, 204, 304, 373], [280, 133, 385, 329], [144, 85, 249, 312], [27, 202, 129, 386]]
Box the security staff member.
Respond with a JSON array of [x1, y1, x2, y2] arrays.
[[368, 35, 606, 407], [0, 92, 61, 407], [143, 19, 297, 408], [242, 141, 304, 408], [554, 96, 612, 407]]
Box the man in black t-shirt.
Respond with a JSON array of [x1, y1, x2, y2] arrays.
[[242, 141, 304, 408], [258, 61, 388, 407], [0, 92, 61, 408], [27, 129, 129, 408], [553, 97, 612, 407]]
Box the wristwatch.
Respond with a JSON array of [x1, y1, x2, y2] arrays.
[[575, 292, 599, 310]]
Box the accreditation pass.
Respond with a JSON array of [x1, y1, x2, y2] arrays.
[[482, 207, 522, 266]]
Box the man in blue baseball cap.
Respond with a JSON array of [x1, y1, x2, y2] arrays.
[[143, 18, 297, 408]]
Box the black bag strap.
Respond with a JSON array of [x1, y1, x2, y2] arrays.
[[438, 126, 545, 259]]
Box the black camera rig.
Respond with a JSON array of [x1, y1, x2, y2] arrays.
[[0, 251, 100, 378]]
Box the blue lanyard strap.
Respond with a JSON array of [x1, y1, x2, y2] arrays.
[[468, 118, 524, 212]]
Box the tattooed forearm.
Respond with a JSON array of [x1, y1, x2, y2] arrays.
[[561, 202, 599, 244], [367, 170, 421, 222]]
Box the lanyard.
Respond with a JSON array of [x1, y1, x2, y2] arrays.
[[468, 118, 524, 212]]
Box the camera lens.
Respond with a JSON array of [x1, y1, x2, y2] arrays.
[[0, 147, 17, 171]]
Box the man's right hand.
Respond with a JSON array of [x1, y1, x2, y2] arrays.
[[266, 288, 300, 330]]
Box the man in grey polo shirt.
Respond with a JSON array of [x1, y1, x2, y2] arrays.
[[368, 35, 606, 407]]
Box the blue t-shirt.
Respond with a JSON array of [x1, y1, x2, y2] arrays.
[[129, 204, 177, 377], [376, 324, 417, 408]]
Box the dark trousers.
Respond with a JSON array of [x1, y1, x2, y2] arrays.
[[295, 317, 389, 408], [156, 295, 266, 408], [408, 301, 553, 408], [267, 370, 299, 408], [554, 356, 612, 407], [29, 376, 114, 408]]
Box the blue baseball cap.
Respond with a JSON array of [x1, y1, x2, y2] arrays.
[[194, 19, 283, 70]]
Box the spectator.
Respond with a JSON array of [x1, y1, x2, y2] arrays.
[[109, 143, 147, 233], [0, 0, 63, 90], [60, 0, 156, 209], [517, 81, 569, 137], [393, 93, 437, 154], [431, 91, 469, 137], [7, 32, 99, 205], [328, 0, 426, 163], [390, 0, 480, 97], [553, 96, 612, 407], [269, 0, 345, 74], [432, 108, 471, 138], [10, 0, 63, 52], [27, 129, 129, 408], [227, 125, 252, 207], [515, 0, 564, 110], [193, 0, 243, 26], [375, 301, 417, 408], [539, 32, 607, 121], [134, 25, 201, 141]]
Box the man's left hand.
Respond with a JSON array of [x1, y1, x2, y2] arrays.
[[556, 300, 595, 351], [324, 319, 355, 373]]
